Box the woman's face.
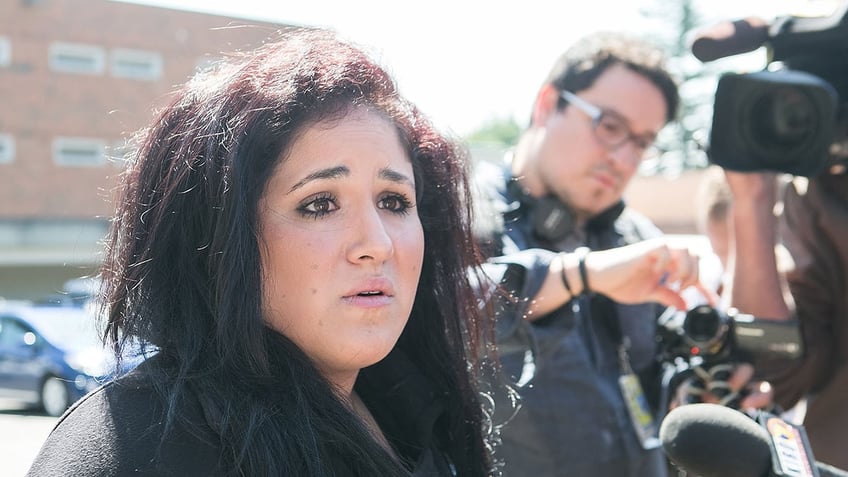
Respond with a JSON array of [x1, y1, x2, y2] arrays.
[[258, 108, 424, 392]]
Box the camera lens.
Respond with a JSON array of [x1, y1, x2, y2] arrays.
[[750, 86, 818, 151], [683, 306, 723, 344], [709, 70, 836, 176]]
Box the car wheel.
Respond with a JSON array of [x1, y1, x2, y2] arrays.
[[41, 376, 70, 417]]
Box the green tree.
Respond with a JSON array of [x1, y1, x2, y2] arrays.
[[465, 116, 521, 148], [640, 0, 720, 175]]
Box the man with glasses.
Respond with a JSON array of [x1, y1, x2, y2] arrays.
[[473, 32, 771, 476]]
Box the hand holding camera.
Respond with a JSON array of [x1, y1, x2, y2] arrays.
[[695, 2, 848, 177], [659, 304, 801, 411]]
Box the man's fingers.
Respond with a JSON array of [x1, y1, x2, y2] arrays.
[[651, 244, 672, 274], [727, 363, 755, 392], [657, 248, 702, 292], [652, 286, 687, 311], [694, 281, 719, 307], [741, 381, 774, 411]]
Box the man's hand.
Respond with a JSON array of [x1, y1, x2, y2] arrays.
[[530, 237, 717, 318], [673, 362, 774, 412], [586, 237, 716, 310]]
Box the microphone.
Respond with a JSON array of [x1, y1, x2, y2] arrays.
[[690, 17, 770, 62], [659, 403, 848, 477]]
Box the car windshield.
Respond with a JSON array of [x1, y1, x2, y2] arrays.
[[23, 307, 103, 351]]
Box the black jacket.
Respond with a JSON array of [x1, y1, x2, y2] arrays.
[[28, 351, 456, 476]]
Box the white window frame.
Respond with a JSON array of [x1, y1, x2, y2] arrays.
[[49, 42, 105, 75], [194, 55, 222, 74], [110, 48, 163, 81], [0, 134, 14, 164], [109, 139, 132, 168], [0, 37, 10, 67], [53, 137, 107, 167]]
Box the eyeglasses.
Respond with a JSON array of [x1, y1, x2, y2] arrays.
[[560, 90, 657, 156]]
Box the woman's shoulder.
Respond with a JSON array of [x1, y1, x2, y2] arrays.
[[27, 361, 223, 476]]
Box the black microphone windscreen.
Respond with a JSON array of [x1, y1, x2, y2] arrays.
[[661, 403, 848, 477], [690, 17, 769, 62], [659, 403, 772, 477]]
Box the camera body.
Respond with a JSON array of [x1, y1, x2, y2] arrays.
[[705, 3, 848, 177], [658, 305, 802, 367]]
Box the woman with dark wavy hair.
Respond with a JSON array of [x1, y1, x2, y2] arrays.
[[28, 28, 493, 476]]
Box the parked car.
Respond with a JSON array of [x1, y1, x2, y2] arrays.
[[0, 300, 140, 416], [34, 277, 100, 308]]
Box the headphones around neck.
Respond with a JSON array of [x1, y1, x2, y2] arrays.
[[507, 178, 624, 243]]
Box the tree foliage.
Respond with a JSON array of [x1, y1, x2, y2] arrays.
[[465, 116, 521, 148], [465, 0, 744, 175], [636, 0, 715, 175]]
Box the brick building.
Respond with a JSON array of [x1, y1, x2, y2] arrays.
[[0, 0, 294, 299]]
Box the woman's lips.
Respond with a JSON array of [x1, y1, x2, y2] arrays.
[[343, 278, 394, 308], [342, 294, 393, 308]]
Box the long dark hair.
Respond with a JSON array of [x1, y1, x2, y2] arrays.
[[100, 29, 492, 475]]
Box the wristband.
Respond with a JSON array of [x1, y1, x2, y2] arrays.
[[575, 247, 591, 294], [558, 253, 573, 297]]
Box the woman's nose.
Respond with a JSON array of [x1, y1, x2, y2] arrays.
[[346, 206, 394, 263]]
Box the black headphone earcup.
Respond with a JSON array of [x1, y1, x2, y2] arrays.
[[531, 196, 575, 242], [507, 179, 621, 243]]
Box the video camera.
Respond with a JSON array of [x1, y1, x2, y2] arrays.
[[657, 305, 802, 368], [693, 2, 848, 177], [657, 305, 803, 408]]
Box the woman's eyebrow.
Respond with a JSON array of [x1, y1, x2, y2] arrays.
[[288, 165, 349, 193], [379, 167, 414, 187]]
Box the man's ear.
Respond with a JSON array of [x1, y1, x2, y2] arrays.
[[530, 84, 562, 127]]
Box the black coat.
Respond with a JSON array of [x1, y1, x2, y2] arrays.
[[27, 351, 456, 476]]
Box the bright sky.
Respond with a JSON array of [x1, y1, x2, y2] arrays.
[[117, 0, 816, 136]]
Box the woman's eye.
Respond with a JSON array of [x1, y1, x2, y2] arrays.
[[298, 195, 338, 218], [378, 193, 413, 215]]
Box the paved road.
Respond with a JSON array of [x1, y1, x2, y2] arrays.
[[0, 402, 57, 477]]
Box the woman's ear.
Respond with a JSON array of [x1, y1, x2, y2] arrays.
[[530, 84, 562, 127]]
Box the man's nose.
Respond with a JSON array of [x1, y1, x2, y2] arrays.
[[608, 139, 643, 170]]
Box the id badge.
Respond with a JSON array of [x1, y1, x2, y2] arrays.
[[619, 373, 661, 449]]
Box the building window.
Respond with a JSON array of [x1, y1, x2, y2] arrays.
[[108, 140, 132, 167], [194, 56, 222, 74], [0, 38, 10, 67], [0, 135, 14, 163], [49, 43, 105, 75], [110, 48, 162, 80], [53, 137, 106, 166]]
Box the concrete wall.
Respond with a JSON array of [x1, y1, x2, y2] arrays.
[[625, 169, 709, 235]]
